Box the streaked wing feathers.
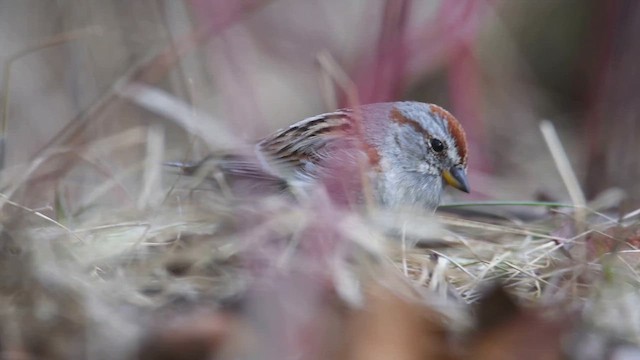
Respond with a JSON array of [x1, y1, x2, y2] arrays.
[[257, 110, 354, 179]]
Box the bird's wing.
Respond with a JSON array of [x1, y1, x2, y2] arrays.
[[256, 110, 356, 181]]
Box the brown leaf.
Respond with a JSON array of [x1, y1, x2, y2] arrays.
[[342, 282, 455, 360]]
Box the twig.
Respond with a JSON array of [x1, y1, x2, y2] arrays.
[[540, 120, 587, 229]]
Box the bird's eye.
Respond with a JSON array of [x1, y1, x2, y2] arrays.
[[430, 138, 445, 153]]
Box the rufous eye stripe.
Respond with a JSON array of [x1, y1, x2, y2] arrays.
[[389, 107, 430, 137], [428, 104, 468, 165]]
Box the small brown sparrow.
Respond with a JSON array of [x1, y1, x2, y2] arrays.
[[170, 101, 469, 210]]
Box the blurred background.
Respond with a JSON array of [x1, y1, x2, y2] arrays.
[[1, 0, 639, 208], [2, 1, 640, 359]]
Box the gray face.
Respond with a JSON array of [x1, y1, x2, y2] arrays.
[[391, 102, 463, 171], [371, 102, 465, 210]]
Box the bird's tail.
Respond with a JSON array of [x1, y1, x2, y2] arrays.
[[165, 154, 288, 194]]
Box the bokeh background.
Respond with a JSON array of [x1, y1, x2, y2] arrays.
[[2, 0, 638, 208], [1, 1, 640, 359]]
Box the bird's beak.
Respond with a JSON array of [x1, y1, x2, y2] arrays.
[[442, 166, 470, 193]]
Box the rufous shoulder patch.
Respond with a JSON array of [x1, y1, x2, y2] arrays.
[[429, 104, 468, 165], [363, 141, 381, 170]]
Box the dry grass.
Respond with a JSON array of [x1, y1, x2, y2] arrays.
[[2, 2, 640, 358], [1, 95, 640, 358]]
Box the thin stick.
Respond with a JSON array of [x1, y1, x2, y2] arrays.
[[316, 52, 377, 210], [440, 200, 575, 208], [539, 120, 587, 228]]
